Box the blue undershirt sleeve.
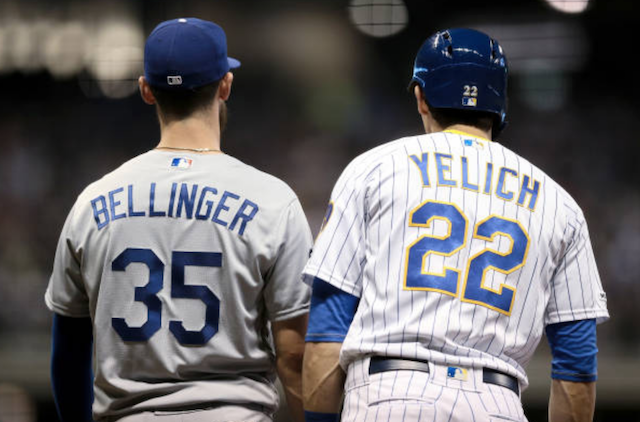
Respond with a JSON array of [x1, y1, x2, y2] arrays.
[[545, 318, 598, 382], [51, 313, 94, 422], [305, 277, 359, 343]]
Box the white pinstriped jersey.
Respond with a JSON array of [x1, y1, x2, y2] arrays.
[[303, 130, 609, 389], [46, 150, 312, 418]]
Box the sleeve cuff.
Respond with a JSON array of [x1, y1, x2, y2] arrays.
[[45, 293, 91, 318], [551, 371, 597, 382], [305, 332, 347, 343], [304, 411, 340, 422], [269, 304, 310, 322]]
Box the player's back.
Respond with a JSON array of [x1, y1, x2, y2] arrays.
[[46, 150, 311, 417], [307, 130, 608, 389]]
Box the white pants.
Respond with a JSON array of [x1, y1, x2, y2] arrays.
[[107, 405, 272, 422], [341, 358, 527, 422]]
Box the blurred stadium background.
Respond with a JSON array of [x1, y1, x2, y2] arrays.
[[0, 0, 638, 420]]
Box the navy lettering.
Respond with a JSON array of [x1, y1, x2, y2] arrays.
[[212, 191, 240, 227], [195, 187, 218, 220], [91, 196, 110, 229], [176, 183, 198, 219], [109, 187, 126, 221], [127, 185, 145, 217], [168, 182, 177, 218], [149, 183, 166, 217], [89, 183, 260, 233], [230, 199, 259, 236]]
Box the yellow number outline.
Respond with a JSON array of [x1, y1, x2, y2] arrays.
[[403, 200, 468, 297], [460, 215, 530, 316]]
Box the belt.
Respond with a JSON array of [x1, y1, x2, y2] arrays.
[[369, 357, 519, 396]]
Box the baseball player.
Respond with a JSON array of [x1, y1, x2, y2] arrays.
[[301, 28, 609, 422], [45, 18, 312, 422]]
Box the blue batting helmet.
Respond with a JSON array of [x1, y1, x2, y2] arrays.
[[410, 28, 508, 134]]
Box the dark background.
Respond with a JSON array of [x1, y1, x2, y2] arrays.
[[0, 0, 639, 420]]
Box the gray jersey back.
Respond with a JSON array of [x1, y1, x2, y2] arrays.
[[46, 150, 312, 418]]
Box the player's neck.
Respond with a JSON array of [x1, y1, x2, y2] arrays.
[[439, 124, 492, 142], [157, 115, 222, 153], [422, 114, 492, 141]]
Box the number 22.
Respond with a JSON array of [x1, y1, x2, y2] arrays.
[[404, 201, 529, 315], [463, 85, 478, 97]]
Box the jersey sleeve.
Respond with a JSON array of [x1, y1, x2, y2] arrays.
[[45, 204, 91, 318], [302, 162, 366, 297], [305, 277, 359, 343], [263, 198, 313, 322], [545, 319, 598, 382], [545, 210, 609, 326]]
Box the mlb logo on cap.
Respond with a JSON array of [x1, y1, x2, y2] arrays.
[[167, 76, 183, 86]]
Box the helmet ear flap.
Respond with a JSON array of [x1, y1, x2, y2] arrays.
[[493, 112, 508, 139]]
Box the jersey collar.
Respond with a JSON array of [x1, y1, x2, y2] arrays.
[[444, 129, 492, 143]]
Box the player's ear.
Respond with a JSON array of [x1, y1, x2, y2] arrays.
[[217, 72, 234, 101], [414, 85, 430, 117], [138, 76, 156, 105]]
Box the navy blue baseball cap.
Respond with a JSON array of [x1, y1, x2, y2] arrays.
[[144, 17, 240, 90]]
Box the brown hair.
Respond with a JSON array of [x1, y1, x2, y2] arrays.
[[412, 84, 496, 132], [150, 80, 221, 122], [428, 105, 495, 132]]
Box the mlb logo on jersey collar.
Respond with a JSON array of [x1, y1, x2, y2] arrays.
[[171, 157, 193, 169], [447, 366, 468, 381], [463, 138, 484, 149]]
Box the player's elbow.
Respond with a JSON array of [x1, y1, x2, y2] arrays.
[[276, 347, 305, 406], [272, 314, 308, 377], [277, 347, 305, 373]]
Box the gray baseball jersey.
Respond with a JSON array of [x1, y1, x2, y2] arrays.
[[45, 150, 312, 418], [303, 130, 609, 390]]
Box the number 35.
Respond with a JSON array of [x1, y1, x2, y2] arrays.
[[111, 249, 221, 345], [404, 200, 529, 315]]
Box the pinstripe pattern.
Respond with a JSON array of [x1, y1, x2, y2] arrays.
[[303, 130, 609, 397], [341, 359, 527, 422]]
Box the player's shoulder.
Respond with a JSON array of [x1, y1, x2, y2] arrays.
[[340, 134, 421, 179], [77, 151, 299, 203], [74, 152, 151, 202], [355, 134, 420, 161], [352, 131, 471, 166], [221, 154, 300, 201], [492, 136, 586, 220], [547, 176, 586, 222]]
